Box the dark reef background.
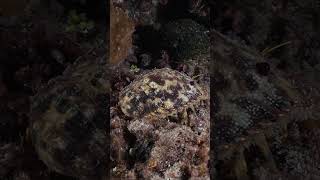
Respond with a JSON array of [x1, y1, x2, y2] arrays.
[[211, 0, 320, 179], [1, 0, 108, 179]]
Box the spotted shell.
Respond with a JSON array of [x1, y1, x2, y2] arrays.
[[119, 68, 206, 119]]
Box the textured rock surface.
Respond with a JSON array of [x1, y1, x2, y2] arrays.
[[111, 67, 209, 179], [110, 2, 135, 64], [29, 58, 108, 179], [212, 28, 320, 179], [211, 0, 320, 179]]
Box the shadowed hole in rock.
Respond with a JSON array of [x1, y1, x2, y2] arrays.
[[133, 26, 162, 69], [123, 128, 137, 169], [130, 139, 154, 163], [181, 165, 191, 180]]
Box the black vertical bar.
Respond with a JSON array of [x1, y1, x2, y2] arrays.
[[209, 1, 215, 179]]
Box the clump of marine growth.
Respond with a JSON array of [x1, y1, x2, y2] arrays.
[[113, 68, 209, 179], [119, 68, 206, 120]]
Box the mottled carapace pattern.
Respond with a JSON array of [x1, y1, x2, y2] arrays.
[[119, 68, 205, 119]]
